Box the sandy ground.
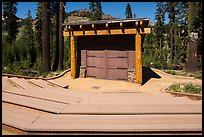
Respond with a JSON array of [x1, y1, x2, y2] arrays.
[[51, 68, 202, 94]]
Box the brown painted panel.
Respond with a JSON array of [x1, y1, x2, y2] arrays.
[[107, 68, 117, 80], [78, 35, 136, 80], [117, 69, 128, 79], [106, 50, 127, 57], [107, 68, 127, 80], [87, 57, 105, 67], [87, 50, 105, 57], [95, 68, 106, 79], [86, 67, 95, 77], [107, 57, 127, 68]]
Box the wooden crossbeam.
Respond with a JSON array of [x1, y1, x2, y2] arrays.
[[68, 25, 73, 31], [91, 24, 97, 34], [80, 25, 85, 35], [105, 23, 110, 34], [120, 22, 125, 33], [63, 27, 150, 36]]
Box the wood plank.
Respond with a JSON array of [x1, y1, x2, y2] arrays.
[[28, 79, 88, 99], [46, 79, 69, 89], [28, 79, 90, 99], [2, 77, 21, 90], [27, 114, 202, 132], [28, 79, 59, 89], [9, 77, 41, 89], [2, 92, 67, 113], [61, 104, 202, 114], [2, 102, 44, 130], [63, 28, 150, 36], [3, 87, 80, 104], [7, 77, 87, 100]]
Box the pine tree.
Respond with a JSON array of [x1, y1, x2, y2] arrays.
[[41, 2, 51, 73], [89, 2, 95, 12], [2, 2, 19, 44], [155, 2, 166, 60], [190, 2, 202, 65], [58, 2, 65, 70], [23, 10, 37, 67], [35, 2, 42, 58], [125, 3, 132, 19], [89, 2, 103, 21], [165, 2, 179, 65], [52, 2, 60, 71], [95, 2, 102, 20]]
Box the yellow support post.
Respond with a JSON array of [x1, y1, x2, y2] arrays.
[[135, 34, 142, 84], [70, 36, 76, 78]]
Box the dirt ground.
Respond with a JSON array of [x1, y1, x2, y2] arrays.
[[51, 68, 202, 93]]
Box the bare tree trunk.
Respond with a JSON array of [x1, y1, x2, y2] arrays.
[[159, 37, 162, 59], [174, 27, 178, 64], [41, 2, 50, 73], [170, 29, 173, 64], [52, 2, 59, 71], [58, 2, 64, 70]]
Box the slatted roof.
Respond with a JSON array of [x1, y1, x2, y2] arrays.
[[63, 18, 150, 36]]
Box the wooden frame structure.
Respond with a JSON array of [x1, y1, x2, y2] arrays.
[[62, 18, 150, 84]]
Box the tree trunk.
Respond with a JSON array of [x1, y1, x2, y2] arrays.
[[58, 2, 64, 70], [159, 37, 162, 59], [41, 2, 50, 73], [52, 2, 59, 71], [170, 29, 173, 64], [173, 27, 178, 64], [187, 2, 198, 71]]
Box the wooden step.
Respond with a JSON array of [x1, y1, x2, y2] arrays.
[[47, 79, 69, 89], [26, 113, 202, 132], [61, 104, 202, 114], [3, 92, 67, 113], [28, 79, 62, 89], [3, 88, 80, 104], [9, 77, 41, 89], [2, 102, 44, 131]]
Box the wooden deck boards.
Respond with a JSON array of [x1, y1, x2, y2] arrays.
[[2, 92, 67, 113], [28, 79, 90, 99], [9, 77, 40, 89], [26, 114, 202, 132], [2, 76, 202, 134], [2, 102, 44, 130], [47, 79, 69, 89], [60, 104, 202, 114], [28, 79, 62, 89], [3, 88, 80, 104]]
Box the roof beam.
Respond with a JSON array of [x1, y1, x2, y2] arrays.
[[91, 24, 97, 34], [63, 27, 150, 36], [120, 22, 125, 33], [105, 23, 110, 34]]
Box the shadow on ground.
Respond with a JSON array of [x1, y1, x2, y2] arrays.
[[142, 67, 161, 85]]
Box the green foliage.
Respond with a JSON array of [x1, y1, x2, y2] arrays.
[[64, 37, 71, 69], [2, 2, 19, 44], [163, 70, 202, 80], [168, 83, 202, 94], [89, 2, 102, 21], [169, 83, 181, 92], [125, 3, 132, 19], [89, 2, 95, 12], [184, 84, 202, 94]]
